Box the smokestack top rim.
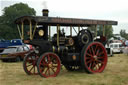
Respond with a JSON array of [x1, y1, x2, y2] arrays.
[[42, 9, 49, 12], [42, 9, 49, 16]]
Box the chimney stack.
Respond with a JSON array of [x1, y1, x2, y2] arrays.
[[42, 9, 49, 40], [42, 9, 49, 16]]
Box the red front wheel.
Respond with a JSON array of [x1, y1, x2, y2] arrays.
[[37, 52, 61, 78], [81, 42, 108, 73]]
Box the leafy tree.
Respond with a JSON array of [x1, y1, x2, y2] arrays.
[[104, 25, 113, 39], [120, 29, 128, 40], [88, 25, 113, 39], [0, 24, 14, 39], [0, 3, 36, 39], [120, 29, 125, 38]]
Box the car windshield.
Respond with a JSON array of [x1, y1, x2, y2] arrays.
[[2, 47, 17, 53], [114, 44, 118, 48], [110, 45, 113, 48]]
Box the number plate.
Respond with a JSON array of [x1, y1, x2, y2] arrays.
[[1, 54, 7, 57]]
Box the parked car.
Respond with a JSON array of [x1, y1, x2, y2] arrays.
[[0, 39, 24, 53], [0, 39, 24, 49], [109, 43, 124, 53], [0, 45, 30, 62]]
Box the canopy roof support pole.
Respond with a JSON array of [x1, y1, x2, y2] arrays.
[[78, 25, 80, 32], [103, 25, 105, 36], [17, 25, 22, 39], [21, 21, 24, 40], [70, 26, 72, 36], [32, 22, 38, 39], [49, 25, 51, 41], [73, 27, 77, 34], [29, 20, 33, 40], [57, 24, 60, 46], [95, 25, 97, 37]]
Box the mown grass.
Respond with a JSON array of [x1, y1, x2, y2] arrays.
[[0, 54, 128, 85]]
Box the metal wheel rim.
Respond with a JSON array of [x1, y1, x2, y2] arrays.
[[24, 53, 39, 75], [38, 53, 61, 78], [84, 42, 107, 73]]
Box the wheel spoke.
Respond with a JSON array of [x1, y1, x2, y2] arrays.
[[26, 63, 33, 67], [86, 53, 93, 57], [52, 65, 58, 69], [42, 60, 48, 66], [89, 47, 92, 54], [97, 60, 104, 64], [97, 56, 104, 59], [94, 61, 100, 70], [29, 66, 34, 72], [95, 45, 98, 52], [48, 68, 50, 76], [96, 61, 100, 69], [89, 63, 92, 68], [47, 55, 51, 64], [98, 51, 104, 56], [86, 56, 92, 60], [34, 66, 35, 73], [93, 61, 96, 69], [51, 68, 56, 73], [45, 68, 49, 75], [91, 46, 95, 55], [95, 64, 98, 70], [86, 59, 92, 64], [96, 49, 100, 56], [50, 56, 54, 62]]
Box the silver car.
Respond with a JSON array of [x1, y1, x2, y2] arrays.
[[0, 45, 30, 62]]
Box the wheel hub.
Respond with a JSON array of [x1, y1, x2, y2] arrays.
[[93, 55, 97, 60], [48, 63, 52, 68]]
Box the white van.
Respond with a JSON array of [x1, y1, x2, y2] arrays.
[[109, 43, 123, 53]]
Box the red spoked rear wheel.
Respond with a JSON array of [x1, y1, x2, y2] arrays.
[[37, 52, 61, 78], [81, 42, 107, 73], [23, 52, 39, 75]]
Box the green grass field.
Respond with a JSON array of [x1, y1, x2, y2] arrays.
[[0, 54, 128, 85]]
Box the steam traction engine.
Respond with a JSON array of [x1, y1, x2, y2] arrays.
[[15, 9, 118, 78]]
